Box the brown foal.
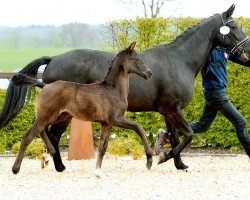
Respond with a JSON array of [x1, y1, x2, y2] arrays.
[[12, 42, 153, 175]]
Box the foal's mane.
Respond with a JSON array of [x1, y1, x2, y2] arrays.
[[103, 49, 128, 86]]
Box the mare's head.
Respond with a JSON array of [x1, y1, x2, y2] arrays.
[[113, 42, 152, 79], [214, 4, 250, 62]]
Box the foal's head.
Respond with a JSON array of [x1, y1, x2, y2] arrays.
[[112, 42, 152, 79]]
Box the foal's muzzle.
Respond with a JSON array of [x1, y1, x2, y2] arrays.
[[147, 70, 153, 78]]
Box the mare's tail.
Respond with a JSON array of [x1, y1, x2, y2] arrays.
[[12, 73, 45, 88], [0, 56, 51, 128]]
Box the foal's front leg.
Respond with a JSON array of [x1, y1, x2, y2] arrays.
[[113, 117, 153, 170], [95, 123, 112, 177]]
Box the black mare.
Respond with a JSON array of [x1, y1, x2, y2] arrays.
[[1, 5, 250, 171]]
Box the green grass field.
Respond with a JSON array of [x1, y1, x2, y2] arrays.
[[0, 48, 75, 72]]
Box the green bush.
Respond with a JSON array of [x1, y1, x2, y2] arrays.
[[0, 140, 5, 153], [107, 136, 144, 159], [10, 138, 45, 159]]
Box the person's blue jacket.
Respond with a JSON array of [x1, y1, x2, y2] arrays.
[[202, 47, 250, 94]]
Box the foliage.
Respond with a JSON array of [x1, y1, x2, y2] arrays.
[[10, 138, 45, 159], [0, 140, 5, 153], [107, 136, 144, 159], [105, 17, 200, 51]]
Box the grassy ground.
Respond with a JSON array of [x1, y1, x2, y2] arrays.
[[0, 48, 75, 72]]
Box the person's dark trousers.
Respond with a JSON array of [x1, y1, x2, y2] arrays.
[[189, 91, 250, 156]]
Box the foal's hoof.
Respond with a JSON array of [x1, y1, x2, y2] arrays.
[[146, 153, 153, 170], [12, 166, 20, 174], [146, 160, 152, 170], [157, 152, 171, 165], [55, 164, 66, 172], [95, 169, 103, 178], [41, 153, 50, 169]]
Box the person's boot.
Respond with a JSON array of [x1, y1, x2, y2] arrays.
[[154, 129, 170, 155]]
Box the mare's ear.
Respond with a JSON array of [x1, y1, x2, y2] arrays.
[[224, 4, 235, 18], [127, 42, 136, 53]]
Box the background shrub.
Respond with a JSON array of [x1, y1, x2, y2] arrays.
[[10, 138, 45, 159], [107, 136, 144, 159]]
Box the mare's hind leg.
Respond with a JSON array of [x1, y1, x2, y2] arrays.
[[113, 117, 153, 170], [46, 116, 72, 172], [95, 123, 112, 177], [165, 121, 188, 169], [12, 120, 45, 174], [158, 106, 193, 165]]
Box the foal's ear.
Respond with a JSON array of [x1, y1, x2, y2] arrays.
[[127, 42, 136, 53], [224, 4, 235, 18]]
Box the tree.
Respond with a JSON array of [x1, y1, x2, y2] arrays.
[[118, 0, 173, 18]]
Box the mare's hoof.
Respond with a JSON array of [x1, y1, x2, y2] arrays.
[[174, 161, 188, 170], [157, 152, 171, 165], [12, 167, 20, 174], [174, 155, 188, 170], [55, 164, 66, 172]]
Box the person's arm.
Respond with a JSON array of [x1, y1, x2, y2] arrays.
[[229, 53, 250, 67]]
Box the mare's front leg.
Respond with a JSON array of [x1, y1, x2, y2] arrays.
[[46, 117, 72, 172], [113, 117, 153, 170], [158, 107, 193, 165], [12, 120, 45, 174], [95, 123, 112, 177]]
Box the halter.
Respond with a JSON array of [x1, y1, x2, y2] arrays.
[[219, 14, 250, 54]]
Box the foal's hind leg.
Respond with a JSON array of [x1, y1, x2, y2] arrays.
[[95, 123, 112, 177], [113, 117, 153, 170], [39, 130, 56, 156], [39, 130, 56, 169], [12, 120, 45, 174], [46, 117, 72, 172]]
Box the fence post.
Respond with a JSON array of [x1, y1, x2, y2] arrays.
[[68, 118, 94, 160]]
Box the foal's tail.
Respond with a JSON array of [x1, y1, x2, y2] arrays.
[[0, 56, 51, 128]]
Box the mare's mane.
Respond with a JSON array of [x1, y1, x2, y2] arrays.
[[151, 14, 217, 50]]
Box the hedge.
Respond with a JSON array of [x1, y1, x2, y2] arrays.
[[0, 17, 250, 152]]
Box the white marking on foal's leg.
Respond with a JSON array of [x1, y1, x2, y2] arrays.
[[41, 153, 50, 169], [95, 168, 103, 178]]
